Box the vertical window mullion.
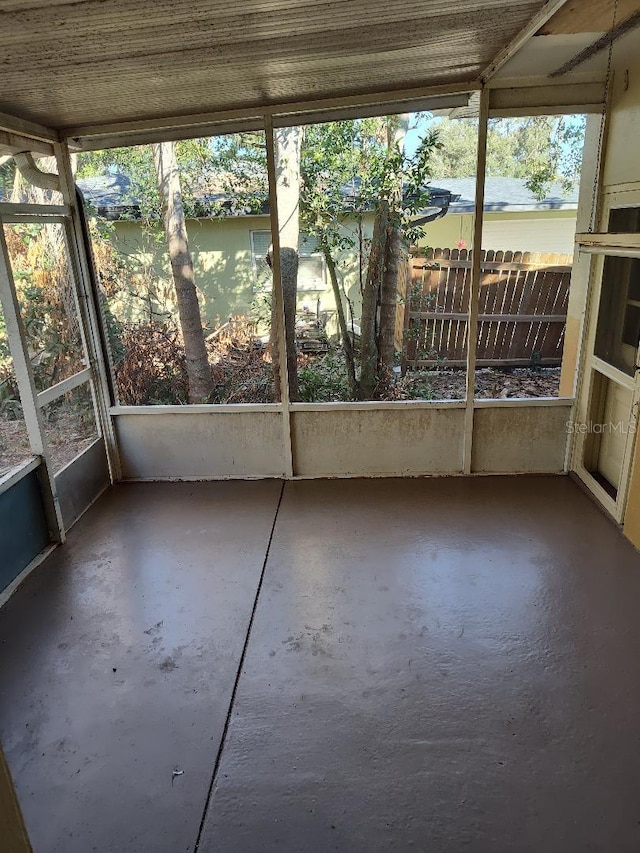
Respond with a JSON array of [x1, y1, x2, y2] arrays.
[[464, 86, 490, 474], [264, 115, 294, 477]]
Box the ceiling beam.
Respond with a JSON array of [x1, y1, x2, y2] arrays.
[[551, 9, 640, 76], [487, 71, 607, 89], [0, 130, 54, 158], [479, 0, 572, 83], [63, 81, 479, 150], [0, 111, 57, 145], [488, 80, 605, 115]]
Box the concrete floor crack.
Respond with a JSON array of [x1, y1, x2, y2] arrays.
[[192, 480, 286, 852]]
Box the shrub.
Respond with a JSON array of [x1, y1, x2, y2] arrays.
[[3, 223, 82, 393], [113, 316, 275, 405], [298, 350, 352, 402], [207, 318, 274, 403], [115, 322, 189, 405]]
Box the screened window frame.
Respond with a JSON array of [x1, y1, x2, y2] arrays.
[[0, 206, 104, 470]]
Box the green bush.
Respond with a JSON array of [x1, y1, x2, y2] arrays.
[[298, 351, 352, 402]]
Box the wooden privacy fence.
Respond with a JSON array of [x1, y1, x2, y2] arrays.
[[401, 248, 573, 370]]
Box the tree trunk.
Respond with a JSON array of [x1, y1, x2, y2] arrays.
[[323, 247, 358, 399], [379, 227, 404, 375], [152, 142, 212, 404], [359, 200, 388, 399], [270, 126, 302, 402], [379, 115, 409, 377]]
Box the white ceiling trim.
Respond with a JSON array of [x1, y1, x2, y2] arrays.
[[64, 83, 479, 150]]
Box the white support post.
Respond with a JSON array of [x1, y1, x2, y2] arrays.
[[53, 141, 122, 481], [567, 76, 614, 473], [264, 116, 294, 478], [0, 224, 64, 541], [463, 87, 490, 475]]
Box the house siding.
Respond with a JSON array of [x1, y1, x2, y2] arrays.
[[480, 211, 577, 255], [109, 208, 576, 330]]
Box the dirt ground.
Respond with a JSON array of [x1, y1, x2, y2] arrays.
[[397, 366, 561, 400], [474, 367, 561, 398], [0, 410, 97, 478]]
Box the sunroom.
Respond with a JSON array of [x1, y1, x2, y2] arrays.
[[3, 1, 640, 851]]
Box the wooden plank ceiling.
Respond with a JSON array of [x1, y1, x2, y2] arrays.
[[0, 0, 550, 131]]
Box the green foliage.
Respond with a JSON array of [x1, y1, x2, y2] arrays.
[[77, 144, 159, 219], [199, 132, 268, 214], [0, 224, 97, 466], [427, 115, 586, 200], [76, 112, 584, 404], [299, 115, 442, 256], [298, 350, 352, 402], [76, 133, 268, 222], [79, 117, 445, 403]]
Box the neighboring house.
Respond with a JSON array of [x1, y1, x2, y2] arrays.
[[78, 174, 577, 332], [424, 177, 578, 255]]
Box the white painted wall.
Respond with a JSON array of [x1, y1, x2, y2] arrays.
[[481, 216, 577, 255]]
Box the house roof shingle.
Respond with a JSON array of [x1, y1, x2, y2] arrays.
[[443, 176, 578, 213], [76, 174, 578, 219]]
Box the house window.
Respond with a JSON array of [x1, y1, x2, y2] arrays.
[[608, 206, 640, 233], [250, 231, 326, 292], [592, 207, 640, 377], [594, 255, 640, 376]]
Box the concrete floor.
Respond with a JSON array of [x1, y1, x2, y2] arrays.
[[2, 477, 640, 852]]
